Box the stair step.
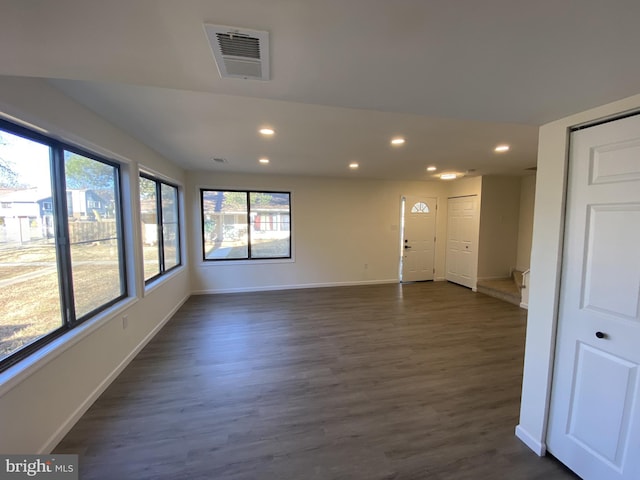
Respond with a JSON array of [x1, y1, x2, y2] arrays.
[[477, 277, 521, 307]]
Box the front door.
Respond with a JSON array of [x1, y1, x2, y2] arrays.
[[401, 196, 436, 282], [445, 195, 478, 289], [546, 114, 640, 479]]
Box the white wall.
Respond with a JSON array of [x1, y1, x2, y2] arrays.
[[447, 176, 482, 198], [0, 77, 190, 454], [516, 174, 536, 271], [516, 93, 640, 456], [188, 171, 451, 292], [477, 176, 521, 279]]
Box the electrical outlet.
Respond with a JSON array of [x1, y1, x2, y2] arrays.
[[122, 315, 128, 330]]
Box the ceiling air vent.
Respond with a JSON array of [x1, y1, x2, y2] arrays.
[[204, 24, 270, 80]]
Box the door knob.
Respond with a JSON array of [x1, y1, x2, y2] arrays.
[[595, 331, 607, 339]]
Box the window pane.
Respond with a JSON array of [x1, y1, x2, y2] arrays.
[[0, 129, 63, 361], [411, 202, 429, 213], [139, 176, 160, 281], [161, 183, 180, 270], [202, 191, 248, 260], [250, 192, 291, 258], [64, 151, 124, 318], [70, 239, 122, 318]]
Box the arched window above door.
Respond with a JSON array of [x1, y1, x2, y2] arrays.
[[410, 202, 430, 213]]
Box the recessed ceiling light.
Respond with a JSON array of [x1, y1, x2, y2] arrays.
[[494, 144, 510, 152], [349, 162, 359, 169], [259, 158, 270, 164], [440, 173, 457, 180], [427, 166, 437, 171], [259, 128, 275, 136], [391, 137, 406, 146]]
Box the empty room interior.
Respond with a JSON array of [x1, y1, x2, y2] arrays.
[[1, 2, 640, 479]]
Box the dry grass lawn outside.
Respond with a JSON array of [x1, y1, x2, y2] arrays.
[[142, 246, 160, 280], [0, 243, 61, 360], [0, 242, 125, 361], [141, 244, 178, 281]]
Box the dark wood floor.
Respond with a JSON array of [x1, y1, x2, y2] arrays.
[[55, 281, 577, 479]]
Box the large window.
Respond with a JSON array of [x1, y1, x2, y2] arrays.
[[201, 190, 291, 261], [0, 119, 126, 371], [139, 174, 181, 282]]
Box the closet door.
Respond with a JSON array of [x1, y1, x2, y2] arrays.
[[546, 114, 640, 480], [445, 195, 478, 289]]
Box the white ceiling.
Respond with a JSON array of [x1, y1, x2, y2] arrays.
[[1, 0, 640, 180]]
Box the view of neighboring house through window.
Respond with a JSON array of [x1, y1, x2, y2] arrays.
[[139, 174, 181, 282], [201, 189, 291, 260], [65, 150, 124, 318], [0, 120, 126, 370], [0, 127, 63, 364]]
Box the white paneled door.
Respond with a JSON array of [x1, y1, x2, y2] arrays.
[[547, 114, 640, 480], [401, 196, 436, 282], [445, 195, 478, 289]]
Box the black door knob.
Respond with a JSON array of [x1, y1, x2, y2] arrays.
[[595, 331, 606, 339]]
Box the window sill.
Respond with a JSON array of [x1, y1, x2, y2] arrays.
[[143, 265, 186, 295], [200, 257, 295, 267], [0, 296, 138, 397]]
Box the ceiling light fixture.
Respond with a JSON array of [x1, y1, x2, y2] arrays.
[[259, 128, 275, 135], [259, 158, 270, 164], [391, 137, 406, 146], [440, 173, 457, 180], [349, 162, 359, 169], [427, 166, 437, 171], [494, 144, 510, 152]]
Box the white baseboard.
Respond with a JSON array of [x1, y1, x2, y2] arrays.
[[192, 279, 399, 295], [515, 424, 546, 456], [39, 293, 190, 454], [434, 276, 446, 282]]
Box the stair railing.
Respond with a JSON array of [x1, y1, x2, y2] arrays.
[[520, 269, 530, 309]]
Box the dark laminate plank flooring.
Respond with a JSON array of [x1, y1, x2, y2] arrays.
[[55, 282, 577, 479]]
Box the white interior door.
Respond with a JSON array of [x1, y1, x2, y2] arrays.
[[401, 196, 436, 282], [546, 114, 640, 480], [445, 195, 478, 289]]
